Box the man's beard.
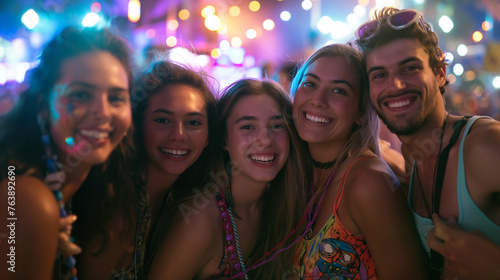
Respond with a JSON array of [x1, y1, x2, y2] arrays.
[[377, 107, 428, 136]]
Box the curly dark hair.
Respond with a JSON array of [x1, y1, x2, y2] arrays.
[[356, 7, 449, 95]]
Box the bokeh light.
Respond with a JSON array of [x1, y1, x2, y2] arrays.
[[353, 5, 366, 17], [280, 11, 291, 21], [219, 40, 230, 50], [91, 3, 101, 13], [229, 6, 240, 17], [211, 48, 221, 59], [472, 31, 483, 42], [246, 29, 257, 39], [231, 37, 242, 48], [457, 44, 468, 56], [445, 52, 454, 63], [263, 19, 275, 31], [82, 13, 100, 27], [205, 15, 221, 31], [128, 0, 141, 22], [492, 76, 500, 89], [166, 36, 177, 47], [317, 16, 333, 34], [196, 54, 210, 68], [178, 9, 190, 20], [482, 21, 492, 31], [453, 63, 464, 76], [249, 1, 261, 12], [22, 9, 39, 29], [302, 0, 313, 11], [330, 21, 349, 39], [167, 19, 179, 30], [201, 5, 215, 18], [438, 15, 454, 33], [493, 76, 500, 89], [465, 70, 476, 81], [228, 47, 245, 64]]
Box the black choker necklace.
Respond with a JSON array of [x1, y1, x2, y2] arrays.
[[312, 158, 337, 169]]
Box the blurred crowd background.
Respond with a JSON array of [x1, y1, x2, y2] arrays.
[[1, 0, 500, 119]]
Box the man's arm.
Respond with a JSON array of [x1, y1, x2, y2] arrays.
[[428, 118, 500, 280]]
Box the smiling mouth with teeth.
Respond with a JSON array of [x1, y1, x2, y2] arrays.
[[80, 129, 111, 139], [387, 99, 411, 108], [160, 148, 189, 157], [250, 154, 276, 163], [305, 113, 331, 124]]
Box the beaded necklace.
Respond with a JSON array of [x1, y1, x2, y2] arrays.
[[38, 115, 77, 280], [216, 191, 249, 279]]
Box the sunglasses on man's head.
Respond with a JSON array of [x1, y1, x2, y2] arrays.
[[355, 9, 425, 40]]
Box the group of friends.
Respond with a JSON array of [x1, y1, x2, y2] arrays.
[[1, 7, 499, 280]]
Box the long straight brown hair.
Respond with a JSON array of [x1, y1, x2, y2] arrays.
[[214, 78, 312, 279]]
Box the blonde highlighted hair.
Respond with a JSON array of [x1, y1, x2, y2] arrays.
[[290, 43, 379, 199]]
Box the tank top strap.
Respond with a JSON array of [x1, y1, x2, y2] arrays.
[[334, 156, 377, 214]]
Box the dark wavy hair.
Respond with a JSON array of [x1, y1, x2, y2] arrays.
[[214, 79, 311, 279], [356, 7, 449, 94], [131, 60, 217, 197], [0, 26, 135, 179], [139, 60, 218, 270], [27, 26, 139, 255]]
